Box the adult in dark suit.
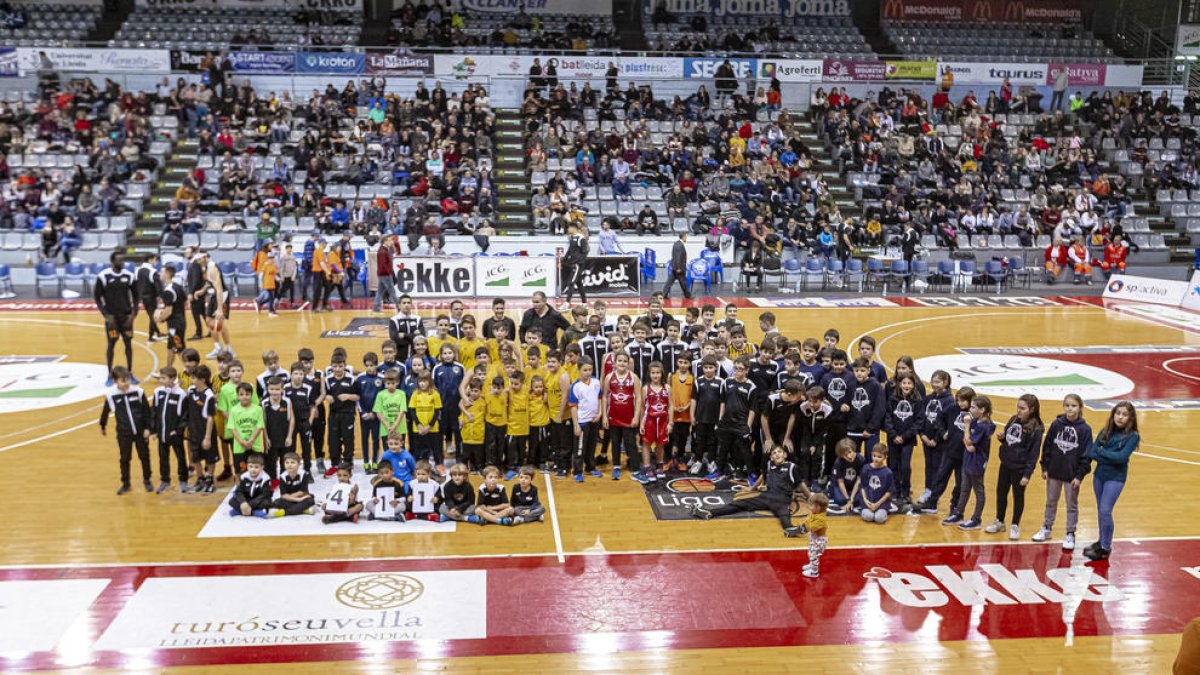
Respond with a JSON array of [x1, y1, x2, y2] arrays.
[[663, 231, 691, 299]]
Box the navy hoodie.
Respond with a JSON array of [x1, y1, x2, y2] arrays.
[[847, 377, 885, 435], [963, 418, 995, 476], [998, 415, 1044, 478], [884, 392, 923, 445], [921, 388, 955, 443], [820, 369, 854, 423], [1040, 414, 1093, 482], [940, 402, 971, 463]]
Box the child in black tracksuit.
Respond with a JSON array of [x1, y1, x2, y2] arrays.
[[270, 451, 316, 517], [917, 370, 955, 504], [883, 373, 923, 505], [228, 453, 273, 517], [846, 358, 885, 456], [915, 387, 974, 515], [691, 359, 724, 475], [818, 350, 853, 482], [716, 359, 757, 480], [792, 385, 831, 487], [986, 395, 1045, 538], [691, 445, 800, 533]]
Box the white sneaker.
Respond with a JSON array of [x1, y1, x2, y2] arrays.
[[225, 346, 236, 358], [1063, 533, 1075, 550], [802, 567, 819, 578], [1032, 527, 1051, 542], [205, 347, 222, 359], [1009, 524, 1020, 540], [984, 519, 1005, 534], [918, 489, 931, 503]]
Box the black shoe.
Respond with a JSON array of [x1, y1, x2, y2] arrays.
[[1084, 546, 1111, 561], [784, 525, 807, 538], [594, 455, 609, 466], [188, 334, 203, 340], [143, 480, 154, 492], [688, 505, 712, 520], [117, 483, 131, 495]]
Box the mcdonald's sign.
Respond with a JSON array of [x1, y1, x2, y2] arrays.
[[880, 0, 1080, 24]]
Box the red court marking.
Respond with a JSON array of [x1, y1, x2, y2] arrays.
[[2, 539, 1198, 671]]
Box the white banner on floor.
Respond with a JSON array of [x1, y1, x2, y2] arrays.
[[0, 579, 110, 652], [95, 570, 486, 650]]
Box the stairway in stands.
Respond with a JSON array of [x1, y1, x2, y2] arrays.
[[128, 138, 196, 257], [493, 108, 532, 232], [791, 115, 858, 217]]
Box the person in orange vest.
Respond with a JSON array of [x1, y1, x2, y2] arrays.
[[253, 241, 279, 317], [326, 236, 350, 309], [1098, 233, 1129, 279], [1044, 237, 1069, 285], [1068, 236, 1092, 285], [310, 238, 329, 313]]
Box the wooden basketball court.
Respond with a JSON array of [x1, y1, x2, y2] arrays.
[[0, 294, 1197, 672]]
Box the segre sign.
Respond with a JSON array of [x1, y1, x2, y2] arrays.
[[1102, 273, 1189, 307]]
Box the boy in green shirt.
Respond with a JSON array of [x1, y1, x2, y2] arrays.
[[218, 360, 259, 472], [227, 382, 265, 472], [373, 369, 408, 449]]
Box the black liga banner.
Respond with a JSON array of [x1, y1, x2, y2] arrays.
[[642, 476, 809, 521], [576, 255, 639, 297]]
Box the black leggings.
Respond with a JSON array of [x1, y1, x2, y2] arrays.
[[563, 262, 586, 303], [709, 494, 794, 530], [995, 463, 1028, 524]]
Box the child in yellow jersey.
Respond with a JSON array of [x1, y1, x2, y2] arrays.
[[459, 378, 486, 472], [458, 317, 485, 374], [504, 370, 530, 480], [523, 346, 547, 384], [563, 343, 582, 382], [787, 492, 829, 578], [427, 314, 457, 362], [543, 350, 573, 477], [407, 374, 442, 466], [528, 374, 551, 472], [728, 327, 756, 360], [483, 375, 509, 470], [522, 328, 550, 368], [487, 322, 515, 365]]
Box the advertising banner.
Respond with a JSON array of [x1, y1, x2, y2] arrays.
[[391, 258, 475, 297], [1178, 24, 1200, 56], [575, 256, 640, 297], [0, 48, 17, 78], [366, 49, 432, 76], [643, 0, 850, 18], [683, 57, 756, 79], [228, 51, 296, 74], [880, 0, 1081, 23], [296, 51, 364, 75], [16, 48, 170, 75], [1102, 274, 1189, 307], [823, 59, 886, 82], [757, 59, 823, 82], [1180, 270, 1200, 313], [434, 54, 681, 80], [936, 61, 1046, 85], [474, 257, 558, 298], [1103, 64, 1143, 87], [884, 60, 936, 80], [1047, 63, 1106, 87], [465, 0, 612, 16], [170, 49, 210, 72], [137, 0, 363, 8]]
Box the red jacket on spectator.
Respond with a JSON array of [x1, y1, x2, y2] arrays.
[[376, 240, 394, 278]]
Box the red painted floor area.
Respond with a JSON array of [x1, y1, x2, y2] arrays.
[[3, 539, 1199, 671]]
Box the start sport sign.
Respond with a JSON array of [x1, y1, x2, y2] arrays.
[[913, 354, 1134, 401]]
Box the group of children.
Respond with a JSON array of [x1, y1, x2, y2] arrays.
[[100, 295, 1132, 561]]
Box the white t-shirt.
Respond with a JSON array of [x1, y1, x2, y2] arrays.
[[568, 379, 602, 424]]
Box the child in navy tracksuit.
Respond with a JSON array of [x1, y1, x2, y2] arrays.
[[355, 353, 385, 471], [986, 394, 1045, 539], [819, 350, 853, 481], [884, 373, 922, 505], [917, 370, 954, 504], [846, 358, 884, 456], [792, 385, 831, 487], [1033, 394, 1093, 550], [945, 394, 994, 529], [915, 386, 974, 516]]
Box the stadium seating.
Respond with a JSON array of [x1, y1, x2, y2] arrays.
[[0, 2, 100, 47], [883, 20, 1115, 62], [112, 6, 361, 50]]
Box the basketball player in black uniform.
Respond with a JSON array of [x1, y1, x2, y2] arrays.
[[94, 250, 137, 384], [156, 265, 188, 370], [134, 253, 161, 341]]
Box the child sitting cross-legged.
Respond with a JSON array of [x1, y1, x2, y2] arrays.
[[367, 459, 409, 522]]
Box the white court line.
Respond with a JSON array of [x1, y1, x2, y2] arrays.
[[543, 472, 566, 564], [0, 534, 1195, 571], [0, 318, 160, 453]]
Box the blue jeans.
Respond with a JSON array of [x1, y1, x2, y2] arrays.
[[830, 481, 849, 506], [1093, 477, 1125, 550]]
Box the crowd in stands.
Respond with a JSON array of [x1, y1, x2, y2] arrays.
[[162, 75, 498, 250], [387, 0, 613, 51], [0, 78, 162, 262]]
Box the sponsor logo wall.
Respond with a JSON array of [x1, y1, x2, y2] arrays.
[[463, 0, 613, 16], [641, 0, 850, 17], [880, 0, 1081, 23], [1101, 273, 1190, 307], [475, 256, 557, 298], [16, 48, 170, 75]]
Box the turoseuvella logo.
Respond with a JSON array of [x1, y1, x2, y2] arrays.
[[914, 354, 1133, 400], [336, 574, 424, 610]]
